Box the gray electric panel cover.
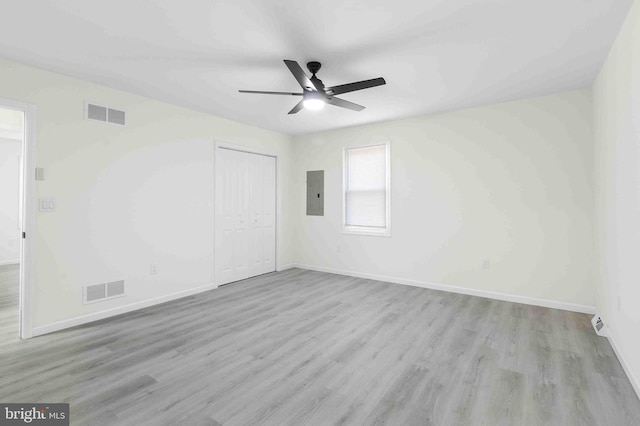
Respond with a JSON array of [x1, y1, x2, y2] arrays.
[[306, 170, 324, 216]]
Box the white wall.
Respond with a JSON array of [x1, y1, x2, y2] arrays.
[[0, 136, 21, 264], [593, 0, 640, 395], [292, 90, 595, 308], [0, 58, 293, 329], [0, 107, 23, 264]]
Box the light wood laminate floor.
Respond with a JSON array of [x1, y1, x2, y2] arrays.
[[1, 266, 639, 425]]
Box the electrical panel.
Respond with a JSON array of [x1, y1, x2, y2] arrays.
[[306, 170, 324, 216]]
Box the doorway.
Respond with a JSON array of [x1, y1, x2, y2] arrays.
[[0, 99, 35, 340]]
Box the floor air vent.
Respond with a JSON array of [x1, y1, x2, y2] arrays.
[[85, 102, 127, 126], [591, 314, 607, 337], [84, 280, 125, 304]]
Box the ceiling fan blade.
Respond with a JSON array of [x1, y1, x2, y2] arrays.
[[283, 60, 322, 91], [326, 77, 386, 96], [239, 90, 303, 96], [288, 100, 305, 114], [327, 97, 366, 112]]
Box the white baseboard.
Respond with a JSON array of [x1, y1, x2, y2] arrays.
[[291, 263, 595, 315], [277, 263, 296, 272], [607, 331, 640, 401], [0, 259, 19, 266], [32, 282, 219, 337]]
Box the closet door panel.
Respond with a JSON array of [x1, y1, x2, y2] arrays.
[[232, 150, 250, 281], [215, 148, 235, 285], [262, 155, 276, 274], [249, 154, 265, 277]]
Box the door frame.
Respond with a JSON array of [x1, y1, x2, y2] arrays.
[[214, 141, 279, 286], [0, 98, 37, 339]]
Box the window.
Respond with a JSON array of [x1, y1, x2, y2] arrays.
[[344, 142, 390, 236]]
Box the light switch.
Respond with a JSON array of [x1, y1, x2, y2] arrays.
[[39, 198, 56, 212]]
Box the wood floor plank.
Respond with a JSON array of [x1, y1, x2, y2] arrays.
[[1, 266, 639, 425]]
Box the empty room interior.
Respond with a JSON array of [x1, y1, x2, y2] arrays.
[[1, 0, 640, 424]]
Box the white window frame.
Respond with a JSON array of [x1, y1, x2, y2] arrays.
[[343, 142, 391, 237]]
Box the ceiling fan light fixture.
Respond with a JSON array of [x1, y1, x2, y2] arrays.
[[302, 91, 325, 110], [303, 98, 325, 110]]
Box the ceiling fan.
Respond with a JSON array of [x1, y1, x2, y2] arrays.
[[239, 60, 386, 114]]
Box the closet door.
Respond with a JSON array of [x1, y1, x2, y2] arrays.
[[215, 148, 250, 285], [248, 154, 276, 276], [216, 148, 276, 286], [248, 154, 265, 277]]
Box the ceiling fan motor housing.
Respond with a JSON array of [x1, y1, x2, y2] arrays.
[[307, 61, 322, 75], [307, 61, 325, 91]]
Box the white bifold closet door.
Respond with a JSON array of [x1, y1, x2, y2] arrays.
[[215, 148, 276, 286]]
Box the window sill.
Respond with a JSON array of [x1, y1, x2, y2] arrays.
[[343, 226, 391, 237]]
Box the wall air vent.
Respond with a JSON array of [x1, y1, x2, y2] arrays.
[[107, 108, 126, 125], [85, 102, 127, 126], [85, 283, 106, 303], [84, 280, 126, 304], [106, 280, 125, 298], [87, 103, 107, 122]]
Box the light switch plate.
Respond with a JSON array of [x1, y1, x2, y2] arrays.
[[39, 198, 56, 212]]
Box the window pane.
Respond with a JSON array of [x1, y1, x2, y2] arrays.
[[345, 190, 386, 227], [345, 144, 387, 229], [347, 145, 386, 191]]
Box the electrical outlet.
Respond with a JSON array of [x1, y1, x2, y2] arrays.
[[150, 264, 158, 275], [481, 259, 490, 269]]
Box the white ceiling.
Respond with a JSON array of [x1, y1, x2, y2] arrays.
[[0, 0, 632, 135]]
